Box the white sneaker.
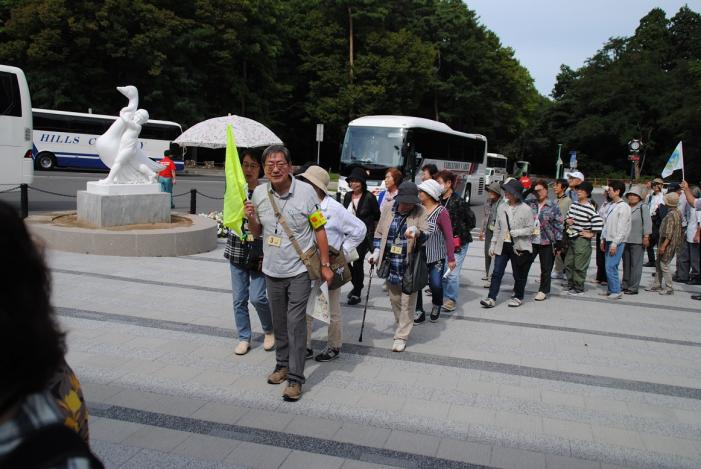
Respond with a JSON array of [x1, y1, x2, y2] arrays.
[[392, 339, 406, 352], [508, 298, 523, 307], [534, 291, 547, 301]]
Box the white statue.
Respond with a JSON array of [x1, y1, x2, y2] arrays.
[[95, 86, 163, 185]]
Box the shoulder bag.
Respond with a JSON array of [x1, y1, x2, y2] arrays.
[[402, 237, 429, 295], [328, 245, 352, 290], [267, 189, 322, 280]]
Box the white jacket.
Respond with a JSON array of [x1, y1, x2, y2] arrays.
[[602, 200, 631, 247]]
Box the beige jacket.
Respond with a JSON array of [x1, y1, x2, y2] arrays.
[[374, 205, 428, 266], [490, 202, 535, 255]]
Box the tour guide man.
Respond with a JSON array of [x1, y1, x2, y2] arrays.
[[245, 145, 334, 402]]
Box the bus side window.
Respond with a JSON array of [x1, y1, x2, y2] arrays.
[[0, 71, 22, 117]]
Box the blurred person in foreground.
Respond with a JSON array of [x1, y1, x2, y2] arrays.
[[0, 201, 102, 468]]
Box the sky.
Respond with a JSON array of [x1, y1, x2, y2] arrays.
[[465, 0, 701, 96]]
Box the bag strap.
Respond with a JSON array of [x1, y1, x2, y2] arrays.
[[266, 186, 309, 260]]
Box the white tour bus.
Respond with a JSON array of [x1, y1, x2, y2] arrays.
[[485, 152, 508, 185], [32, 108, 185, 171], [0, 65, 33, 186], [338, 115, 487, 204]]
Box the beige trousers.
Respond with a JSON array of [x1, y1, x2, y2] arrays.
[[387, 283, 417, 341], [306, 287, 342, 350]]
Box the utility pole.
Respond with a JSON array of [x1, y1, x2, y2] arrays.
[[555, 144, 563, 179], [348, 7, 354, 81]]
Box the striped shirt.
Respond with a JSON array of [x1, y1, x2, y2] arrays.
[[566, 201, 603, 238], [424, 205, 454, 264]]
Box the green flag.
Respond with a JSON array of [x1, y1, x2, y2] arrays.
[[223, 124, 247, 237]]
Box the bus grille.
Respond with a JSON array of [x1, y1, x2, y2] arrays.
[[478, 177, 485, 194]]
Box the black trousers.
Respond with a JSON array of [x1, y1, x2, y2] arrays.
[[528, 244, 555, 294], [595, 232, 606, 282], [349, 241, 370, 297], [647, 226, 659, 263]]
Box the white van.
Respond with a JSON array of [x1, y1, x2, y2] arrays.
[[0, 65, 33, 185]]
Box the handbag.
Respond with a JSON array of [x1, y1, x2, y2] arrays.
[[376, 256, 390, 279], [505, 212, 531, 268], [244, 237, 264, 272], [328, 245, 352, 290], [267, 189, 322, 280], [402, 239, 429, 294]]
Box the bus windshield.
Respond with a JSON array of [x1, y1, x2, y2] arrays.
[[487, 155, 507, 169], [340, 126, 405, 168]]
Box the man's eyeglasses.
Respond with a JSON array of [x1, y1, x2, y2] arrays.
[[265, 161, 288, 170], [242, 163, 259, 170]]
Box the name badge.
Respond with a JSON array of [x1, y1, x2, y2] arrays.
[[504, 232, 512, 242], [267, 235, 282, 247], [246, 234, 255, 242], [532, 227, 540, 236], [390, 244, 403, 255], [488, 223, 494, 231]]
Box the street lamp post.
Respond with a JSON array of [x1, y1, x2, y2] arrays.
[[555, 144, 563, 179]]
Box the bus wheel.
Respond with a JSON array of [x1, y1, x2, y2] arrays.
[[37, 153, 56, 170], [464, 183, 472, 205]]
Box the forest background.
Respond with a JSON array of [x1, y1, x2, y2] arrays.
[[1, 0, 699, 181]]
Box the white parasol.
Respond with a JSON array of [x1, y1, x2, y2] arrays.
[[173, 115, 283, 149]]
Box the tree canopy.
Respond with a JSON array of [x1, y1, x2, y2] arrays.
[[0, 0, 539, 167], [521, 6, 701, 181], [1, 1, 698, 181]]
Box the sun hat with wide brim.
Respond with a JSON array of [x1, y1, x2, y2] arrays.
[[418, 179, 443, 202], [501, 179, 524, 200], [486, 181, 503, 195], [298, 165, 330, 193], [625, 184, 645, 199], [664, 192, 679, 207], [394, 181, 421, 205]]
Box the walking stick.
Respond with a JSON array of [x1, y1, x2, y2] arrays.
[[358, 264, 374, 342]]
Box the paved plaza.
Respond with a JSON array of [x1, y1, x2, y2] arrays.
[[47, 232, 701, 468]]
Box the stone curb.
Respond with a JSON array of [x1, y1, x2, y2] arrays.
[[27, 213, 217, 257]]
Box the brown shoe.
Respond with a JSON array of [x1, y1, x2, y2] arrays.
[[263, 332, 275, 351], [267, 367, 288, 384], [282, 382, 302, 401]]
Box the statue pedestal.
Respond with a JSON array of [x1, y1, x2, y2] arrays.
[[78, 183, 170, 227], [86, 181, 162, 195]]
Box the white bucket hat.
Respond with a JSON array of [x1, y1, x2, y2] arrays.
[[418, 179, 443, 201]]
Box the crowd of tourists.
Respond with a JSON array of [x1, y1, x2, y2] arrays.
[[223, 145, 701, 402]]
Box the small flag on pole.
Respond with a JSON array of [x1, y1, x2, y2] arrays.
[[661, 141, 684, 178], [223, 124, 248, 237]]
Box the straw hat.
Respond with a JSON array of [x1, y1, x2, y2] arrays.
[[298, 165, 330, 193]]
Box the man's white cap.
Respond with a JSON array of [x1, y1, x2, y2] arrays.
[[566, 171, 585, 181]]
